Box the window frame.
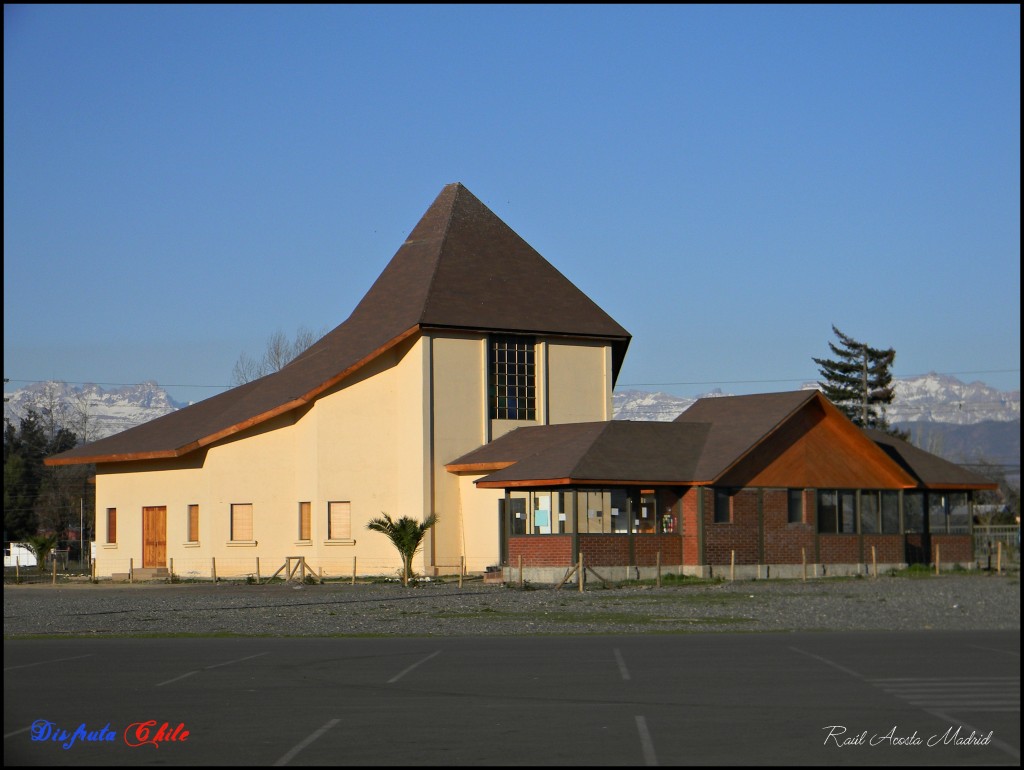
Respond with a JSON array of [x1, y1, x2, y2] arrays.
[[230, 503, 254, 543], [488, 334, 537, 421], [106, 507, 117, 544], [327, 500, 352, 542], [713, 487, 733, 524], [187, 504, 200, 543], [298, 501, 312, 542], [787, 489, 803, 524]]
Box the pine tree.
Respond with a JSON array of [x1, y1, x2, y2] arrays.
[[813, 325, 902, 434]]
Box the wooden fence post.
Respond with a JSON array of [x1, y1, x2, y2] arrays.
[[169, 557, 174, 582], [996, 541, 1002, 575], [212, 557, 217, 583], [459, 556, 464, 588], [934, 545, 940, 575], [656, 551, 662, 588], [129, 557, 134, 584], [91, 558, 96, 582], [256, 557, 261, 584], [52, 558, 57, 585], [352, 556, 357, 585], [872, 546, 877, 579], [802, 548, 807, 582], [518, 554, 524, 588], [578, 552, 584, 593], [730, 550, 735, 582]]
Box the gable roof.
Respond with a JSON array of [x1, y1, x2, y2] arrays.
[[673, 391, 821, 481], [451, 390, 989, 491], [47, 183, 631, 466]]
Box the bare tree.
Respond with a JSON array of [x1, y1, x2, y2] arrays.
[[231, 326, 325, 385]]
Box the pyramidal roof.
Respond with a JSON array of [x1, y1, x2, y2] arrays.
[[290, 182, 631, 375], [48, 183, 631, 465]]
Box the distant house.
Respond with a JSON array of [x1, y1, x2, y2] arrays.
[[47, 184, 995, 580], [4, 543, 37, 568]]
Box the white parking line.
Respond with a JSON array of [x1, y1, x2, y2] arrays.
[[205, 652, 269, 669], [273, 718, 341, 766], [635, 715, 658, 766], [157, 651, 268, 686], [156, 670, 198, 687], [387, 650, 441, 684], [4, 654, 93, 672], [614, 648, 631, 681]]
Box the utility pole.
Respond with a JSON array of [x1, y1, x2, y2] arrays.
[[861, 346, 869, 426]]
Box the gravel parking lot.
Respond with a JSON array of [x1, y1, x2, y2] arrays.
[[4, 572, 1019, 637]]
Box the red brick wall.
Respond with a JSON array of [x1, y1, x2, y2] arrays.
[[508, 536, 573, 567], [578, 535, 630, 566], [704, 489, 760, 565], [862, 534, 903, 564], [932, 534, 972, 563], [634, 535, 683, 566], [681, 488, 701, 565], [763, 488, 816, 564], [818, 534, 860, 564]]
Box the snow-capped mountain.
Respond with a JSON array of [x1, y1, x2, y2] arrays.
[[887, 373, 1020, 425], [613, 373, 1020, 426], [3, 381, 185, 442]]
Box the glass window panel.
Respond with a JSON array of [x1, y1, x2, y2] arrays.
[[840, 491, 856, 533], [881, 492, 900, 533], [903, 492, 925, 533], [860, 492, 879, 534], [928, 494, 949, 534], [818, 491, 838, 533], [788, 489, 803, 524]]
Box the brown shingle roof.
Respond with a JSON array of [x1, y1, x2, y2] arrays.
[[48, 183, 631, 466], [448, 421, 711, 487], [674, 390, 820, 481], [864, 429, 998, 490], [453, 390, 993, 492]]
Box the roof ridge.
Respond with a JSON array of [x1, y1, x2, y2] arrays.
[[418, 182, 462, 325]]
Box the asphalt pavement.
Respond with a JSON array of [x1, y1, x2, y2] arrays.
[[3, 631, 1019, 766]]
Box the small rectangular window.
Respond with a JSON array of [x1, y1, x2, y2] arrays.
[[787, 489, 803, 524], [328, 501, 351, 540], [107, 508, 117, 544], [299, 502, 311, 541], [817, 491, 838, 533], [187, 504, 200, 542], [231, 503, 254, 542], [713, 488, 732, 524]]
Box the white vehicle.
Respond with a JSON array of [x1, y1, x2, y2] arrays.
[[4, 543, 38, 568]]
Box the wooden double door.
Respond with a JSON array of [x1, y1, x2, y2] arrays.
[[143, 506, 167, 568]]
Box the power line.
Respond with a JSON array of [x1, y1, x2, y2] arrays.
[[3, 369, 1019, 393], [617, 369, 1020, 388]]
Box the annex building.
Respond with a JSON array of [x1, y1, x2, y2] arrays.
[[48, 184, 994, 581]]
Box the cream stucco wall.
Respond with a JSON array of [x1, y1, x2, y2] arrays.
[[92, 336, 431, 579], [546, 340, 612, 423], [91, 332, 615, 579]]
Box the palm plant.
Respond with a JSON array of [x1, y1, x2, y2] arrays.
[[24, 533, 59, 574], [366, 512, 438, 587]]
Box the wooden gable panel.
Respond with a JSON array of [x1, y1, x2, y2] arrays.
[[719, 398, 914, 489]]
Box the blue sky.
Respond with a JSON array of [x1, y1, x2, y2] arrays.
[[4, 5, 1020, 406]]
